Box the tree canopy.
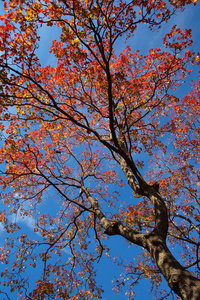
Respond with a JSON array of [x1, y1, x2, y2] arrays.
[[0, 0, 199, 299]]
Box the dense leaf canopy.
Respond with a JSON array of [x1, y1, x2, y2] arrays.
[[0, 0, 199, 299]]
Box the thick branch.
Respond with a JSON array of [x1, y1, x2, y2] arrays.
[[120, 157, 143, 194], [120, 157, 168, 239], [82, 186, 111, 231], [146, 234, 200, 300], [82, 186, 147, 247]]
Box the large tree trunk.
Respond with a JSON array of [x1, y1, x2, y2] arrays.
[[103, 218, 200, 299], [146, 234, 200, 299], [103, 158, 200, 299]]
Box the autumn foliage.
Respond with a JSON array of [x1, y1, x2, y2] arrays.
[[0, 0, 199, 299]]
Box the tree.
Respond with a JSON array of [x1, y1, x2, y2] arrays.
[[0, 0, 199, 299]]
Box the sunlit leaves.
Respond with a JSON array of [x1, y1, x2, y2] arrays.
[[0, 0, 199, 299]]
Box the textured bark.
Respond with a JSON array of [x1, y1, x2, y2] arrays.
[[102, 218, 200, 299], [117, 158, 200, 299], [146, 234, 200, 300]]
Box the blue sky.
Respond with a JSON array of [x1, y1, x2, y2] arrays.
[[0, 1, 200, 299]]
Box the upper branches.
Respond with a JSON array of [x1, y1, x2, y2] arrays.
[[0, 0, 199, 298]]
